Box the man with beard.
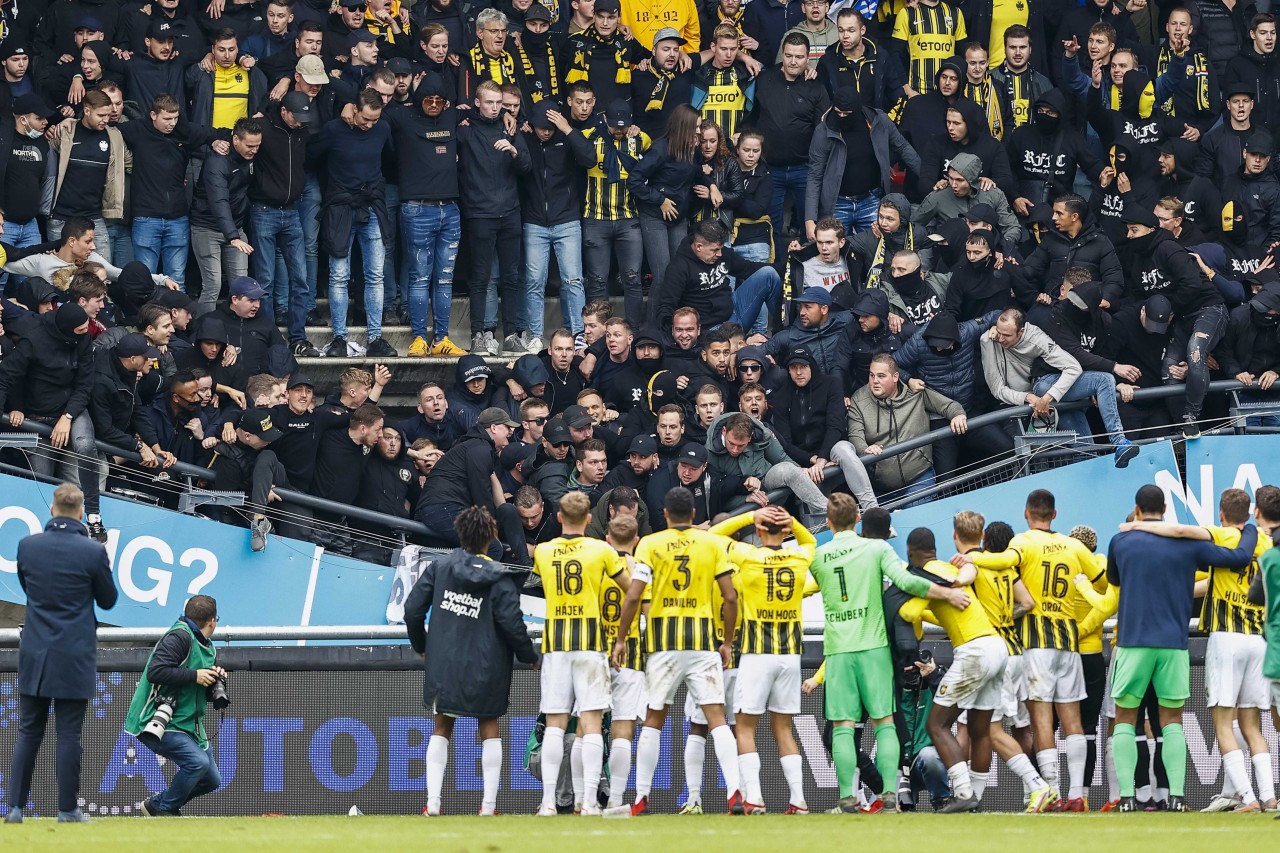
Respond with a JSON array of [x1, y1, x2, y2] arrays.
[[1006, 90, 1105, 218], [804, 86, 919, 240], [1014, 193, 1123, 319], [893, 309, 1010, 477], [943, 229, 1014, 321], [1118, 207, 1228, 438], [600, 433, 661, 493], [646, 443, 715, 529], [1152, 138, 1220, 236], [770, 345, 878, 509], [988, 25, 1051, 132], [680, 328, 735, 407], [845, 195, 933, 291], [762, 288, 855, 385], [664, 307, 702, 366], [1220, 130, 1280, 261], [880, 251, 946, 327], [631, 28, 701, 140], [896, 60, 962, 154], [918, 98, 1015, 203]]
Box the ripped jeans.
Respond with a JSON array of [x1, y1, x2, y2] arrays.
[[402, 201, 461, 342], [1163, 304, 1228, 419]]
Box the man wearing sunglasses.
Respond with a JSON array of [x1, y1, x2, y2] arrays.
[[518, 399, 551, 444]]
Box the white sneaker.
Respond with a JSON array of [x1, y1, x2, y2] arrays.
[[580, 804, 602, 816], [484, 331, 500, 356], [537, 803, 557, 816], [1202, 794, 1243, 813], [524, 334, 544, 354]]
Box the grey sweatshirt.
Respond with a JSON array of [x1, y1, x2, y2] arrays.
[[4, 251, 168, 287], [979, 322, 1081, 405]]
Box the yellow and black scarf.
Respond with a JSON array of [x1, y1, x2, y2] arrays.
[[964, 76, 1004, 140], [468, 44, 516, 88], [1157, 47, 1212, 116], [515, 39, 559, 103], [565, 28, 631, 86], [868, 227, 915, 290], [645, 66, 675, 113]]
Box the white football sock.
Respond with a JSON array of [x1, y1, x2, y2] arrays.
[[1254, 753, 1275, 803], [581, 733, 604, 810], [426, 734, 448, 812], [710, 725, 741, 798], [1223, 750, 1256, 805], [608, 737, 632, 808], [481, 738, 502, 814], [780, 753, 805, 806], [970, 769, 988, 801], [635, 727, 661, 800], [1008, 753, 1047, 790], [570, 735, 584, 805], [540, 727, 565, 809], [1106, 737, 1119, 802], [1037, 748, 1060, 794], [683, 734, 706, 803], [1065, 734, 1087, 800], [948, 762, 974, 800], [739, 752, 762, 805]]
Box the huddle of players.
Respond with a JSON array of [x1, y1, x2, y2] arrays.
[[516, 482, 1280, 815]]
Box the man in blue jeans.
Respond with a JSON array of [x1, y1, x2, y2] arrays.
[[124, 595, 225, 817], [652, 219, 783, 331]]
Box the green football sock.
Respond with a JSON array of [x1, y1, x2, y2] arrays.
[[832, 725, 858, 798], [1161, 722, 1187, 797], [1113, 722, 1138, 798], [873, 723, 900, 796]]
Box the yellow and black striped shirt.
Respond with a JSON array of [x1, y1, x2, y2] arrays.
[[970, 551, 1023, 656], [973, 529, 1096, 652], [582, 128, 650, 221], [697, 64, 751, 138], [710, 512, 815, 656], [533, 535, 625, 653], [1200, 526, 1271, 635], [892, 0, 966, 94], [601, 556, 643, 670], [635, 525, 730, 653]]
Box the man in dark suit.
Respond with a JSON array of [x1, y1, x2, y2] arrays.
[[6, 483, 117, 824]]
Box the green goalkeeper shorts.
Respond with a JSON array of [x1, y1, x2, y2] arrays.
[[1111, 646, 1190, 709], [825, 646, 896, 722]]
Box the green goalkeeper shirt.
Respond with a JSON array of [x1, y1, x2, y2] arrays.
[[809, 530, 934, 655]]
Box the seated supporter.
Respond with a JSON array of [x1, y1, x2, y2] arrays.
[[942, 229, 1016, 321], [604, 325, 664, 415], [646, 442, 717, 529], [706, 410, 828, 524], [351, 425, 418, 565], [600, 434, 660, 494], [189, 277, 288, 378], [206, 408, 292, 552], [498, 440, 540, 500], [879, 250, 946, 327], [732, 345, 784, 399], [653, 219, 783, 329], [685, 383, 724, 445], [492, 354, 552, 421], [447, 355, 496, 429], [679, 327, 736, 405], [1109, 294, 1177, 436], [653, 403, 687, 464], [584, 485, 652, 539], [762, 287, 855, 387]]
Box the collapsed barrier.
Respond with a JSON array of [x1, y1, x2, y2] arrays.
[[0, 629, 1272, 817]]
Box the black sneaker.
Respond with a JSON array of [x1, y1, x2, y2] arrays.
[[1180, 414, 1202, 439], [324, 337, 348, 358], [85, 514, 107, 543], [1167, 796, 1187, 812], [292, 340, 321, 357], [367, 337, 398, 358], [1117, 796, 1139, 813], [305, 309, 324, 325]]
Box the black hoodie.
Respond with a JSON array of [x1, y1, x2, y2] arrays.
[[0, 309, 94, 419], [354, 425, 416, 523], [848, 288, 916, 395], [1006, 88, 1103, 204], [1044, 282, 1118, 375], [447, 354, 495, 429], [1093, 70, 1181, 179], [917, 96, 1017, 201], [769, 347, 845, 464], [1117, 226, 1224, 312], [655, 238, 770, 328], [943, 229, 1016, 321], [1153, 137, 1221, 235], [416, 424, 502, 513]]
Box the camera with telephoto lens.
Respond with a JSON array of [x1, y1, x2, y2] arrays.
[[210, 675, 230, 711], [142, 695, 177, 738]]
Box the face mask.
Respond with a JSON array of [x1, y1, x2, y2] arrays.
[[890, 270, 924, 296], [1033, 111, 1060, 135], [1253, 305, 1280, 326], [23, 126, 42, 139], [636, 355, 662, 375], [836, 111, 864, 132]]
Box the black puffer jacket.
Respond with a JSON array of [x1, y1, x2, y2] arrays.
[[0, 310, 93, 419], [768, 347, 845, 464], [1015, 222, 1124, 303], [404, 549, 538, 719], [892, 310, 999, 410]]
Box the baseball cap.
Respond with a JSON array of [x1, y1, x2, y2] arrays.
[[1245, 129, 1274, 155], [1250, 282, 1280, 313], [628, 434, 657, 456], [386, 56, 413, 75], [563, 404, 593, 429], [12, 92, 52, 121], [338, 0, 365, 7], [281, 91, 317, 126], [652, 26, 687, 49], [677, 443, 708, 466], [962, 203, 998, 226], [230, 276, 267, 300], [146, 18, 175, 40], [525, 3, 553, 22], [594, 0, 621, 13], [605, 99, 632, 129], [501, 440, 539, 469], [1120, 207, 1159, 228], [477, 407, 519, 428], [75, 15, 104, 31], [287, 373, 315, 390], [296, 55, 329, 85], [794, 286, 832, 306], [1142, 294, 1173, 334], [115, 332, 162, 359], [544, 419, 572, 445], [238, 409, 283, 443], [150, 287, 195, 310], [784, 345, 814, 368], [461, 361, 492, 382], [347, 29, 378, 49]]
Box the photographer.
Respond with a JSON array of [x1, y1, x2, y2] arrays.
[[124, 595, 227, 817]]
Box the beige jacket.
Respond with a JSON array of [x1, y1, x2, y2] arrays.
[[45, 121, 130, 221]]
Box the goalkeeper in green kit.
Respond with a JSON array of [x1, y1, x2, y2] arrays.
[[807, 494, 971, 813]]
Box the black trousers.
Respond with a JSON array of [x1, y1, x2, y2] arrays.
[[1080, 652, 1107, 788], [9, 694, 87, 813], [418, 501, 531, 567]]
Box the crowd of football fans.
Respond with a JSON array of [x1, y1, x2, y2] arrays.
[[0, 0, 1278, 556]]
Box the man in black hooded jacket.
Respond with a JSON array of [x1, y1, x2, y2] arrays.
[[917, 97, 1016, 202], [1005, 89, 1104, 217]]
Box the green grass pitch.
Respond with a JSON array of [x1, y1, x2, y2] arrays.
[[2, 813, 1276, 852]]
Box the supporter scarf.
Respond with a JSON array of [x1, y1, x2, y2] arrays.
[[1157, 47, 1211, 115], [867, 226, 914, 289], [602, 134, 642, 184], [468, 44, 516, 87], [964, 76, 1004, 140], [516, 36, 558, 102], [564, 27, 631, 86], [364, 0, 402, 43], [645, 66, 675, 113]]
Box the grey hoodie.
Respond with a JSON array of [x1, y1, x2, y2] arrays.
[[979, 321, 1081, 405], [910, 152, 1023, 245]]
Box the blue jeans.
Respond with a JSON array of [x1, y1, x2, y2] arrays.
[[769, 163, 807, 249], [733, 241, 772, 335], [402, 200, 461, 341], [383, 183, 410, 308], [141, 729, 221, 815], [107, 220, 133, 266], [250, 203, 308, 343], [132, 217, 189, 286], [525, 220, 583, 338], [898, 467, 937, 507], [1033, 371, 1127, 445], [833, 189, 882, 235], [328, 211, 385, 341], [583, 217, 643, 326], [728, 266, 782, 330], [910, 745, 951, 802], [297, 175, 322, 313], [1, 217, 43, 295], [1240, 390, 1280, 427]]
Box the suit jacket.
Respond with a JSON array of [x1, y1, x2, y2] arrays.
[[17, 516, 117, 699]]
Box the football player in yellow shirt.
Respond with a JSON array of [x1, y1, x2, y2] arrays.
[[600, 514, 647, 810], [709, 506, 816, 814], [613, 486, 741, 815], [532, 491, 630, 816]]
